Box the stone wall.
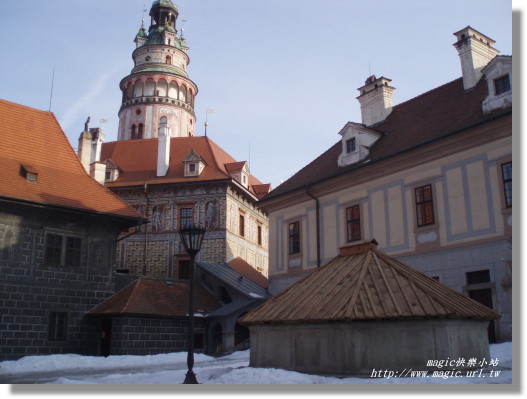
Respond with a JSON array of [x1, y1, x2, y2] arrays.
[[109, 316, 208, 356], [0, 202, 122, 361]]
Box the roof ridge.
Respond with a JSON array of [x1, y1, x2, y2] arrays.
[[201, 136, 234, 179], [344, 251, 372, 318], [122, 279, 142, 313]]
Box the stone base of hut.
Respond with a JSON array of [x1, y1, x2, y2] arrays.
[[248, 319, 491, 376]]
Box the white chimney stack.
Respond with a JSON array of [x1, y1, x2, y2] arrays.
[[89, 128, 105, 164], [78, 131, 92, 173], [157, 116, 171, 177], [453, 26, 499, 91], [356, 76, 395, 126]]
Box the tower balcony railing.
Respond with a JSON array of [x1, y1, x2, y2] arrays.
[[120, 96, 195, 116]]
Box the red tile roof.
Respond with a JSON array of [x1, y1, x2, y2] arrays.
[[224, 161, 247, 174], [262, 77, 511, 202], [240, 240, 500, 325], [88, 279, 221, 317], [227, 257, 269, 288], [0, 100, 142, 221], [101, 136, 265, 197]]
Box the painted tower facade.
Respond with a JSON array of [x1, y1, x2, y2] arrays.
[[117, 0, 197, 141], [80, 0, 272, 280]]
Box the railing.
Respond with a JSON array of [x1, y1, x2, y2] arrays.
[[120, 96, 195, 115]]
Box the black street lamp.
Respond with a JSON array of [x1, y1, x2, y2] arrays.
[[178, 224, 206, 384]]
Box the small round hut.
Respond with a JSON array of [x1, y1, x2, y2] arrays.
[[239, 240, 500, 376]]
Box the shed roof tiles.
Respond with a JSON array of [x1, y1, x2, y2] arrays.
[[0, 99, 141, 221], [101, 136, 266, 197], [240, 240, 500, 325], [88, 279, 221, 317]]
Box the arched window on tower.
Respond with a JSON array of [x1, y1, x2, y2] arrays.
[[131, 124, 137, 140], [138, 123, 144, 139], [157, 79, 168, 97], [179, 86, 187, 103], [166, 55, 172, 64]]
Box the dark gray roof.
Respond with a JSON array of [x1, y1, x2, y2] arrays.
[[197, 261, 269, 300], [207, 298, 255, 317]]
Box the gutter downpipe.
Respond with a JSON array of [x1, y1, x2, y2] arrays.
[[306, 185, 321, 268]]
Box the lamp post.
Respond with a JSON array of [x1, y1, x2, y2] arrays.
[[178, 224, 206, 384]]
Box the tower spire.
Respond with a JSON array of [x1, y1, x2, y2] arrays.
[[118, 0, 198, 142]]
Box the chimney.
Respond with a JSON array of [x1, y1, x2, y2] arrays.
[[356, 75, 395, 126], [89, 128, 105, 164], [78, 131, 92, 173], [90, 162, 106, 185], [453, 26, 499, 91], [157, 116, 171, 177]]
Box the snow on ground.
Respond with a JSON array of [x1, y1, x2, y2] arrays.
[[0, 342, 512, 384]]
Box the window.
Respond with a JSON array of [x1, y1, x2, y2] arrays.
[[45, 234, 82, 267], [49, 312, 67, 341], [166, 55, 172, 64], [105, 171, 111, 181], [257, 225, 262, 246], [239, 215, 245, 237], [177, 259, 191, 280], [288, 221, 300, 255], [188, 163, 196, 173], [179, 207, 193, 228], [138, 123, 144, 139], [346, 137, 356, 153], [501, 162, 512, 208], [45, 233, 63, 265], [466, 270, 491, 285], [494, 75, 511, 95], [131, 124, 137, 139], [346, 205, 361, 242], [65, 237, 82, 267], [415, 184, 435, 227]]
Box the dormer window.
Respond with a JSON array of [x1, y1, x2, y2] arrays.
[[346, 138, 357, 153], [481, 56, 512, 113], [337, 122, 382, 168], [224, 161, 250, 189], [183, 151, 206, 177], [494, 75, 511, 95], [20, 164, 38, 182], [103, 159, 120, 183]]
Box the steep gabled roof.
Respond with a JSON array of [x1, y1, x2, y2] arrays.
[[0, 99, 141, 221], [101, 136, 265, 198], [87, 279, 221, 317], [262, 77, 511, 202], [239, 240, 500, 325]]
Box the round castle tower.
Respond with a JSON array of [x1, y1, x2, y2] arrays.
[[117, 0, 198, 141]]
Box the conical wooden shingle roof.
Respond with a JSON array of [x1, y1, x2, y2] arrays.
[[240, 240, 500, 325]]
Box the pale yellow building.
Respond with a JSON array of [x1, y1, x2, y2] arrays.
[[259, 26, 512, 342]]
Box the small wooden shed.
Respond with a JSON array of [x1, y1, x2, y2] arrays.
[[239, 240, 500, 376]]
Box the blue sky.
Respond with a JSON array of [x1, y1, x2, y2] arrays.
[[0, 0, 515, 188]]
